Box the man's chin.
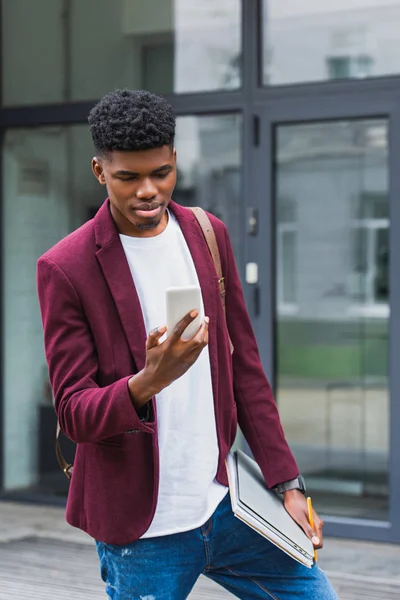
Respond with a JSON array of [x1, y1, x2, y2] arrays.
[[135, 220, 161, 231]]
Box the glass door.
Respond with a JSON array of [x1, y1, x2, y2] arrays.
[[274, 119, 390, 521]]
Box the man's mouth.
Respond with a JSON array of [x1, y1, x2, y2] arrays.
[[133, 204, 162, 218]]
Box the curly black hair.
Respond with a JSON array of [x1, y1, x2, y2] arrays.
[[88, 89, 176, 157]]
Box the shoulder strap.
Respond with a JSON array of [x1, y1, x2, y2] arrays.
[[188, 207, 224, 302], [56, 420, 73, 479], [188, 207, 233, 353]]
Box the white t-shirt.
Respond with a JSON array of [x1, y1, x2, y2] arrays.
[[120, 211, 227, 538]]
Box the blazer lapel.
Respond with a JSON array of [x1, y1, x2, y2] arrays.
[[94, 201, 147, 372]]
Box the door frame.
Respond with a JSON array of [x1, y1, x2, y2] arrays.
[[249, 87, 400, 543]]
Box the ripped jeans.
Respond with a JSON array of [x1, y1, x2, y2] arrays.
[[95, 494, 339, 600]]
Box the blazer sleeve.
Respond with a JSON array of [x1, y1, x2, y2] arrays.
[[222, 225, 299, 488], [37, 255, 154, 443]]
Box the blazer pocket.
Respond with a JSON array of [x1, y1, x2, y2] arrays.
[[94, 434, 123, 448]]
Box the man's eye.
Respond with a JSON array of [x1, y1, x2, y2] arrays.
[[119, 177, 135, 181], [155, 172, 170, 179]]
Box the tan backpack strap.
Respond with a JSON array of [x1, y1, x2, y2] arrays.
[[56, 420, 73, 479], [188, 207, 234, 353]]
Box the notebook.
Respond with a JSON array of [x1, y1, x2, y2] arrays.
[[226, 450, 315, 568]]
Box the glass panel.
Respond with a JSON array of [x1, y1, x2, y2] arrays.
[[2, 125, 100, 495], [275, 119, 389, 520], [174, 114, 242, 261], [2, 114, 242, 495], [263, 1, 400, 85], [2, 0, 241, 106]]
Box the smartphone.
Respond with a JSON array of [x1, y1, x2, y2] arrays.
[[165, 286, 203, 341]]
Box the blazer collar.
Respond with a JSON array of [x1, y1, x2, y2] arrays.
[[93, 198, 119, 248], [94, 200, 147, 371]]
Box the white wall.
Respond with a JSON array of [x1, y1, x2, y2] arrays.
[[269, 0, 400, 19]]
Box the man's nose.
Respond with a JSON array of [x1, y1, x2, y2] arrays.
[[136, 178, 157, 199]]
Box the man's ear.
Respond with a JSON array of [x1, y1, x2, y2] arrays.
[[92, 157, 106, 185]]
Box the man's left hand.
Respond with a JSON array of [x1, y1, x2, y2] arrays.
[[283, 490, 324, 549]]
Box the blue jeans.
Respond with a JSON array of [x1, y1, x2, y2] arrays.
[[96, 494, 339, 599]]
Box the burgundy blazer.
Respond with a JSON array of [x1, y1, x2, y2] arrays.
[[37, 199, 298, 545]]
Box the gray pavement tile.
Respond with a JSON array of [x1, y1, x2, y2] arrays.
[[1, 501, 400, 599]]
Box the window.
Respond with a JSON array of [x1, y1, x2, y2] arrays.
[[275, 119, 389, 521], [263, 1, 400, 85], [2, 0, 242, 105], [327, 55, 373, 80], [174, 114, 242, 262], [348, 194, 389, 317]]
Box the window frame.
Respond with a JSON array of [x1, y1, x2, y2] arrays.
[[348, 217, 389, 318]]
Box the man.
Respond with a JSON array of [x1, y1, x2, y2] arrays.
[[37, 89, 338, 599]]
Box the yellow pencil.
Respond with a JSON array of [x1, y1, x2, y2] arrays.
[[307, 496, 318, 563]]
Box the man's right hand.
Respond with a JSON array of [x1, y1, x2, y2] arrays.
[[128, 311, 209, 409]]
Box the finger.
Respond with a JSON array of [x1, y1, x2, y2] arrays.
[[146, 325, 167, 350], [292, 513, 320, 547], [286, 500, 322, 549], [304, 522, 320, 547], [192, 317, 209, 345], [170, 310, 198, 342], [203, 317, 209, 345], [313, 512, 324, 548]]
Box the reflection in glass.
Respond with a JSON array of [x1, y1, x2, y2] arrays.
[[174, 115, 242, 261], [275, 120, 389, 519], [2, 115, 242, 495], [264, 1, 400, 85], [2, 126, 100, 493], [3, 0, 241, 105]]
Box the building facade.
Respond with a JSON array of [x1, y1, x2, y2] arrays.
[[1, 0, 400, 544]]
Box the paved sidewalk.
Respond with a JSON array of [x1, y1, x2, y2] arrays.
[[1, 501, 400, 599]]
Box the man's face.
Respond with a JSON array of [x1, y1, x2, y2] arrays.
[[92, 145, 177, 237]]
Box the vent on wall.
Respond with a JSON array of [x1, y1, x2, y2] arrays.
[[18, 161, 50, 196]]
